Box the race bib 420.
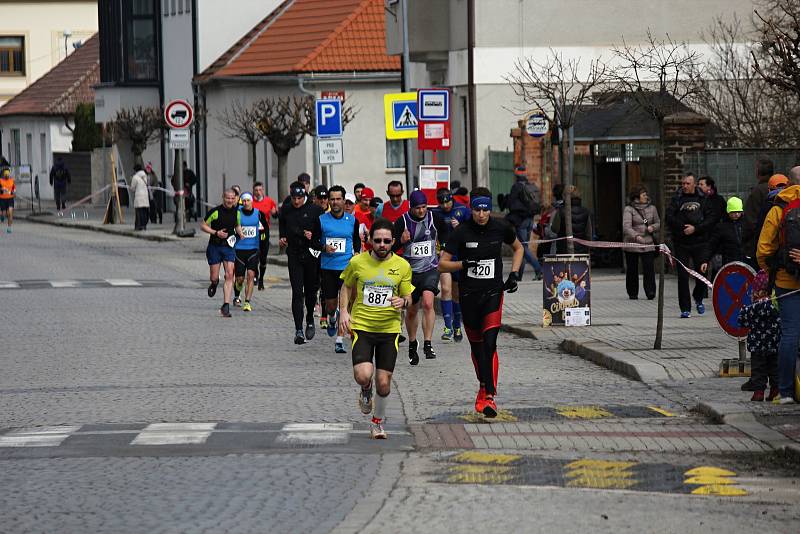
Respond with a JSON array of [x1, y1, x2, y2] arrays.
[[467, 259, 495, 279], [363, 285, 393, 307]]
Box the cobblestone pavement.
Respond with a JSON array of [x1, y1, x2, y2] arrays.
[[1, 221, 798, 533]]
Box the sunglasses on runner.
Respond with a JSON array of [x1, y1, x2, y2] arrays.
[[372, 238, 393, 244]]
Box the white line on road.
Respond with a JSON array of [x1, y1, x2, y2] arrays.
[[275, 432, 350, 445], [49, 280, 81, 288], [105, 279, 143, 286], [131, 431, 213, 445], [0, 281, 20, 289], [0, 426, 81, 447], [282, 423, 353, 431]]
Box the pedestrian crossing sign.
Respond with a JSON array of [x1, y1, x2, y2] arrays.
[[384, 92, 419, 139]]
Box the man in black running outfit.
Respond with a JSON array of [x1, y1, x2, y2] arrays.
[[439, 187, 524, 417], [279, 181, 325, 344]]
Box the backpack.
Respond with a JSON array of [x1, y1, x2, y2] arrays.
[[778, 198, 800, 279]]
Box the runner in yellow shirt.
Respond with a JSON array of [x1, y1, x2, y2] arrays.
[[339, 218, 414, 439]]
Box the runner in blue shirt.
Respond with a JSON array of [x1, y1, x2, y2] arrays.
[[233, 192, 269, 312], [311, 185, 362, 353], [432, 188, 471, 342]]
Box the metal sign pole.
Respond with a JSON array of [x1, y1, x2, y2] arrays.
[[175, 148, 186, 235]]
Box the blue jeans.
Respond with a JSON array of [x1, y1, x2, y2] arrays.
[[515, 218, 541, 276], [775, 287, 800, 397]]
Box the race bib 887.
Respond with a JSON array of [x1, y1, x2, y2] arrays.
[[363, 285, 393, 307]]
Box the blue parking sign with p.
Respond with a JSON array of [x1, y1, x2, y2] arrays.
[[315, 99, 342, 138]]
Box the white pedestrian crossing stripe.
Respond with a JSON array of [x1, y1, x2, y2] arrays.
[[49, 280, 81, 288], [0, 281, 20, 289], [105, 279, 142, 286], [0, 426, 81, 447], [276, 423, 352, 445], [130, 422, 217, 446]]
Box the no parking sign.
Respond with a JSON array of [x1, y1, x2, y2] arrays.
[[712, 262, 756, 339]]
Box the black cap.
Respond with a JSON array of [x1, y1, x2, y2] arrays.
[[313, 185, 328, 199], [290, 185, 306, 198], [437, 191, 453, 203]]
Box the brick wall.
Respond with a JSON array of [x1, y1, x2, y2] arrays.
[[662, 112, 708, 197]]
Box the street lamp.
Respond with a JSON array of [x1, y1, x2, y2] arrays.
[[63, 29, 72, 57]]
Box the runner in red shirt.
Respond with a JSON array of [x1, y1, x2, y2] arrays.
[[252, 182, 277, 290], [378, 180, 409, 223]]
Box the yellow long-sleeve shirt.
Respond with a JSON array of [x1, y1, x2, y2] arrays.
[[757, 184, 800, 290]]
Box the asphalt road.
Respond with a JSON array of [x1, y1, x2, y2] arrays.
[[1, 221, 798, 533]]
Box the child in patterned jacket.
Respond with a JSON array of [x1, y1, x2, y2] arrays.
[[737, 270, 780, 402]]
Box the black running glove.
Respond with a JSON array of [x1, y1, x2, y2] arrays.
[[462, 259, 480, 271], [503, 272, 519, 293]]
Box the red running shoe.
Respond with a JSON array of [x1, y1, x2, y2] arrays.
[[751, 390, 765, 402], [474, 387, 487, 414], [483, 395, 498, 418]]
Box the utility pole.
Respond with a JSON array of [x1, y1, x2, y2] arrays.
[[401, 0, 414, 193]]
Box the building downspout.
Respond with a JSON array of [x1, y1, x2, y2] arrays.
[[467, 0, 478, 189], [297, 77, 320, 186]]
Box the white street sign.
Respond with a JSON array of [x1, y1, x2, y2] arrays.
[[169, 129, 190, 149], [526, 112, 549, 138], [318, 138, 343, 165]]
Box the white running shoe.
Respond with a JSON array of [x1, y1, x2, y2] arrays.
[[369, 418, 387, 439]]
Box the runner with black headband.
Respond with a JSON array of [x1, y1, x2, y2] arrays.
[[438, 187, 524, 417]]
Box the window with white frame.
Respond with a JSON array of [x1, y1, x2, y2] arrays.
[[385, 139, 405, 169]]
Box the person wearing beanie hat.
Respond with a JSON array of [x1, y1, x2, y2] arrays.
[[392, 190, 450, 364], [354, 186, 374, 221], [768, 174, 790, 191], [279, 180, 325, 345], [738, 270, 781, 401], [702, 196, 746, 272]]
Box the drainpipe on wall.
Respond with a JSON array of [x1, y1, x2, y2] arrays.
[[467, 0, 478, 189], [297, 78, 320, 187]]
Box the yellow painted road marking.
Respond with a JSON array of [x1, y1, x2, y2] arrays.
[[458, 409, 517, 423], [446, 465, 514, 484], [691, 485, 748, 496], [564, 459, 638, 490], [684, 467, 736, 477], [684, 466, 747, 497], [647, 406, 676, 417], [683, 476, 736, 485], [451, 451, 521, 465], [555, 405, 614, 419]]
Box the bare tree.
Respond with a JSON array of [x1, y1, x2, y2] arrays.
[[610, 30, 705, 350], [217, 100, 263, 183], [111, 106, 164, 166], [695, 14, 800, 148], [254, 96, 356, 198], [506, 50, 609, 253], [752, 0, 800, 96]]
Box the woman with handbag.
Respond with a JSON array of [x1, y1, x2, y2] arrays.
[[622, 186, 660, 300]]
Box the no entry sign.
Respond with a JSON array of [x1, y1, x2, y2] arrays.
[[712, 262, 756, 339]]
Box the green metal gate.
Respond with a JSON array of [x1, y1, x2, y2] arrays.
[[488, 149, 515, 207]]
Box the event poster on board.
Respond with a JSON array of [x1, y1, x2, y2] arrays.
[[542, 254, 591, 327]]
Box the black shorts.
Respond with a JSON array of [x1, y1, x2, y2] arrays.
[[411, 268, 440, 303], [351, 330, 399, 372], [234, 249, 260, 276], [321, 268, 344, 300], [0, 198, 14, 210]]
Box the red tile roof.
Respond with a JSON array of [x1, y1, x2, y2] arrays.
[[200, 0, 399, 80], [0, 33, 99, 117]]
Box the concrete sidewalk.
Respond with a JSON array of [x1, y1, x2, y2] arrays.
[[501, 269, 800, 458], [16, 203, 289, 265]]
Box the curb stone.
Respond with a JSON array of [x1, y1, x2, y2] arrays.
[[697, 402, 800, 460], [559, 338, 671, 383], [21, 214, 182, 242]]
